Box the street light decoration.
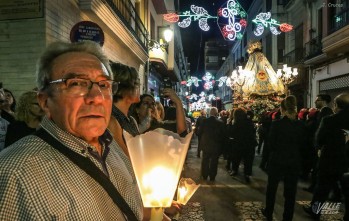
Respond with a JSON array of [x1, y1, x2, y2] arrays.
[[217, 0, 247, 41], [252, 12, 293, 36], [148, 28, 173, 51], [276, 64, 298, 94], [163, 5, 217, 31]]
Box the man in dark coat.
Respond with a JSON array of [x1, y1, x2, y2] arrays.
[[197, 107, 225, 182], [194, 109, 206, 158], [305, 94, 334, 192], [304, 93, 349, 220]]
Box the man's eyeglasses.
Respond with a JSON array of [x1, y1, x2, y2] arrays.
[[48, 78, 119, 97]]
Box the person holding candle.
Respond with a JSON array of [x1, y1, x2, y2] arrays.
[[0, 41, 143, 220]]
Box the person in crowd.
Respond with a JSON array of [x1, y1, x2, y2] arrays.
[[108, 62, 140, 158], [304, 93, 349, 221], [315, 94, 333, 129], [259, 111, 273, 171], [131, 92, 187, 136], [108, 63, 181, 220], [194, 109, 206, 158], [220, 110, 230, 162], [0, 41, 144, 220], [4, 90, 44, 147], [0, 88, 16, 124], [298, 108, 309, 122], [225, 108, 235, 173], [261, 95, 307, 221], [256, 112, 268, 155], [183, 108, 192, 133], [228, 108, 257, 183], [0, 88, 9, 151], [197, 107, 225, 182], [304, 94, 334, 193], [155, 101, 165, 121]]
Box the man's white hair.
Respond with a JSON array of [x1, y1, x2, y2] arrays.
[[209, 107, 218, 117]]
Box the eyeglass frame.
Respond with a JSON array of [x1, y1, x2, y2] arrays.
[[47, 77, 119, 96]]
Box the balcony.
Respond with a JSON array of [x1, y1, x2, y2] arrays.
[[282, 48, 305, 66], [304, 36, 323, 60], [329, 8, 349, 35], [323, 8, 349, 55], [80, 0, 148, 51]]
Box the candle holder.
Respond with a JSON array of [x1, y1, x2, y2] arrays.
[[124, 129, 193, 221], [174, 178, 200, 220], [176, 178, 200, 205]]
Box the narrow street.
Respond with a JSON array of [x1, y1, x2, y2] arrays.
[[178, 135, 345, 221]]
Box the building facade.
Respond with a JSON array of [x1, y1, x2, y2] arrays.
[[0, 0, 188, 104]]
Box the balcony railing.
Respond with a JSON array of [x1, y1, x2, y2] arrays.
[[329, 7, 349, 35], [304, 36, 323, 60], [105, 0, 148, 50], [283, 48, 305, 66]]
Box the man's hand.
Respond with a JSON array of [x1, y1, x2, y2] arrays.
[[162, 88, 181, 105], [164, 200, 183, 217]]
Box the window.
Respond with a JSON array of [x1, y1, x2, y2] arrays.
[[208, 56, 218, 63]]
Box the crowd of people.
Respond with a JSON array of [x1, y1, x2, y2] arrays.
[[0, 40, 348, 221], [194, 93, 349, 221]]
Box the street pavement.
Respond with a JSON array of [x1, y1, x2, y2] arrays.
[[177, 134, 345, 221]]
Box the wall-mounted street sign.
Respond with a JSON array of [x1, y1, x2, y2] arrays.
[[70, 21, 104, 46]]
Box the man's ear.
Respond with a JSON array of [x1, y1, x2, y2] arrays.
[[37, 91, 51, 119]]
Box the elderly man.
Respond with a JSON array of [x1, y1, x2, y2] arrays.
[[304, 93, 349, 220], [0, 41, 142, 220], [197, 107, 225, 182]]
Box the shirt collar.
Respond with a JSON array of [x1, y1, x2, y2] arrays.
[[40, 116, 112, 155]]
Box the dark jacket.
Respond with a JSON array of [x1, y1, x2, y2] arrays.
[[268, 116, 307, 171], [315, 109, 349, 175], [194, 116, 205, 136], [228, 118, 257, 150], [197, 116, 225, 154]]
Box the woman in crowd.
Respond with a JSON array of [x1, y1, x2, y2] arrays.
[[131, 91, 187, 136], [108, 62, 141, 158], [1, 89, 16, 124], [5, 90, 44, 147], [262, 95, 307, 221], [228, 108, 257, 183], [155, 101, 165, 121]]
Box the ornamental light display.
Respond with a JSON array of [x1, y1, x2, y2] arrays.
[[276, 64, 298, 94], [217, 0, 248, 41], [164, 5, 217, 31], [164, 0, 247, 42], [252, 12, 293, 36]]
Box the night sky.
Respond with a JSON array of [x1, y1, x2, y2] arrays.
[[179, 0, 253, 77]]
